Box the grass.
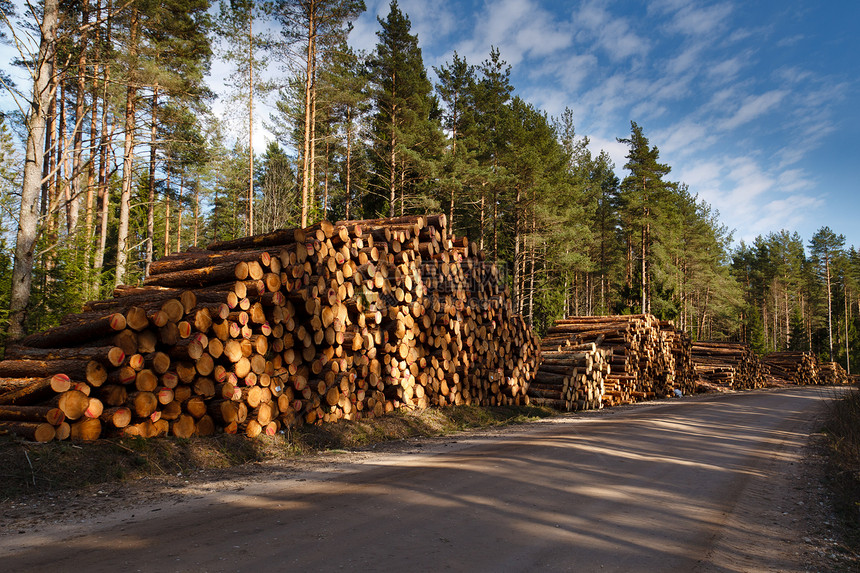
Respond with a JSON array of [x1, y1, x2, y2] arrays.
[[0, 404, 556, 500], [821, 386, 860, 551]]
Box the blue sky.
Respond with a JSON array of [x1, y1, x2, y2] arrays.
[[2, 0, 857, 251], [346, 0, 860, 250]]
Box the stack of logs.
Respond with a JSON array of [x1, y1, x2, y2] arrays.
[[529, 314, 695, 410], [690, 341, 768, 390], [660, 322, 697, 395], [529, 340, 608, 411], [763, 351, 819, 385], [819, 362, 849, 386], [0, 214, 539, 442]]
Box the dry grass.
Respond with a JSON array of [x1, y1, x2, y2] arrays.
[[822, 386, 860, 549], [0, 404, 555, 500]]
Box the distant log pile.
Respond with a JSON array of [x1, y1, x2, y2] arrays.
[[690, 341, 768, 391], [763, 351, 819, 385], [529, 314, 695, 410], [819, 361, 849, 385], [0, 214, 538, 441], [660, 322, 697, 396]]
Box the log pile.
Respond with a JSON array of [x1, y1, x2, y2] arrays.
[[819, 362, 849, 386], [0, 214, 539, 441], [530, 314, 694, 409], [763, 351, 819, 385], [660, 322, 697, 396], [529, 341, 608, 411], [691, 341, 768, 391]]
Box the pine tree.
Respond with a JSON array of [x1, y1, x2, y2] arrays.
[[473, 47, 513, 257], [434, 51, 476, 231], [810, 226, 845, 361], [273, 0, 365, 226], [257, 141, 298, 231], [617, 121, 671, 314], [214, 0, 271, 235], [7, 0, 58, 339], [367, 0, 441, 218], [317, 41, 369, 221]]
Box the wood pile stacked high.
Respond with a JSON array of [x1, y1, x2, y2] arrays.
[[691, 341, 768, 391], [0, 214, 539, 442], [819, 362, 849, 386], [530, 314, 691, 409], [763, 351, 819, 385]]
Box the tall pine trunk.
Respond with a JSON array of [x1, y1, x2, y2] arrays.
[[93, 37, 112, 290], [8, 0, 59, 339], [115, 8, 139, 288], [145, 86, 158, 276], [70, 9, 88, 237], [344, 106, 352, 220], [826, 254, 834, 361], [248, 13, 254, 235], [300, 5, 315, 227]]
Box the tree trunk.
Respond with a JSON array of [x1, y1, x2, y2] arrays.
[[176, 177, 184, 252], [115, 8, 140, 288], [194, 181, 200, 246], [248, 11, 255, 235], [309, 36, 317, 222], [845, 281, 850, 374], [70, 7, 88, 237], [8, 0, 60, 339], [513, 185, 520, 310], [145, 85, 158, 276], [300, 4, 315, 228], [826, 253, 833, 361], [93, 5, 112, 289], [389, 78, 397, 219], [323, 137, 329, 218], [479, 182, 485, 251], [163, 165, 171, 257], [345, 105, 352, 220]]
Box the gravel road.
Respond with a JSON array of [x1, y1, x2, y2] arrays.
[[0, 387, 850, 572]]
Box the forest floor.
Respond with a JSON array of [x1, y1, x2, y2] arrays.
[[0, 390, 857, 571]]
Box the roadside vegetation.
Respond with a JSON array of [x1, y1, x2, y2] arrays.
[[822, 386, 860, 552], [0, 404, 555, 500]]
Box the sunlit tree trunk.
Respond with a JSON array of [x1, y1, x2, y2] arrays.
[[8, 0, 59, 339], [115, 7, 140, 288], [145, 85, 158, 276]]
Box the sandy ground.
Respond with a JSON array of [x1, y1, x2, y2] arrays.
[[0, 387, 856, 572]]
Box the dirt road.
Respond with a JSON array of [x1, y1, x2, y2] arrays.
[[0, 387, 846, 572]]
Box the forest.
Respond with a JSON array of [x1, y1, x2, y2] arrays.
[[0, 0, 857, 373]]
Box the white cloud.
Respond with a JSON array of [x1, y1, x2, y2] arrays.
[[454, 0, 573, 69], [667, 2, 733, 37], [707, 56, 747, 83], [400, 0, 457, 40], [721, 89, 788, 130], [776, 34, 805, 48], [656, 120, 712, 156], [775, 169, 814, 193], [575, 0, 649, 62]]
